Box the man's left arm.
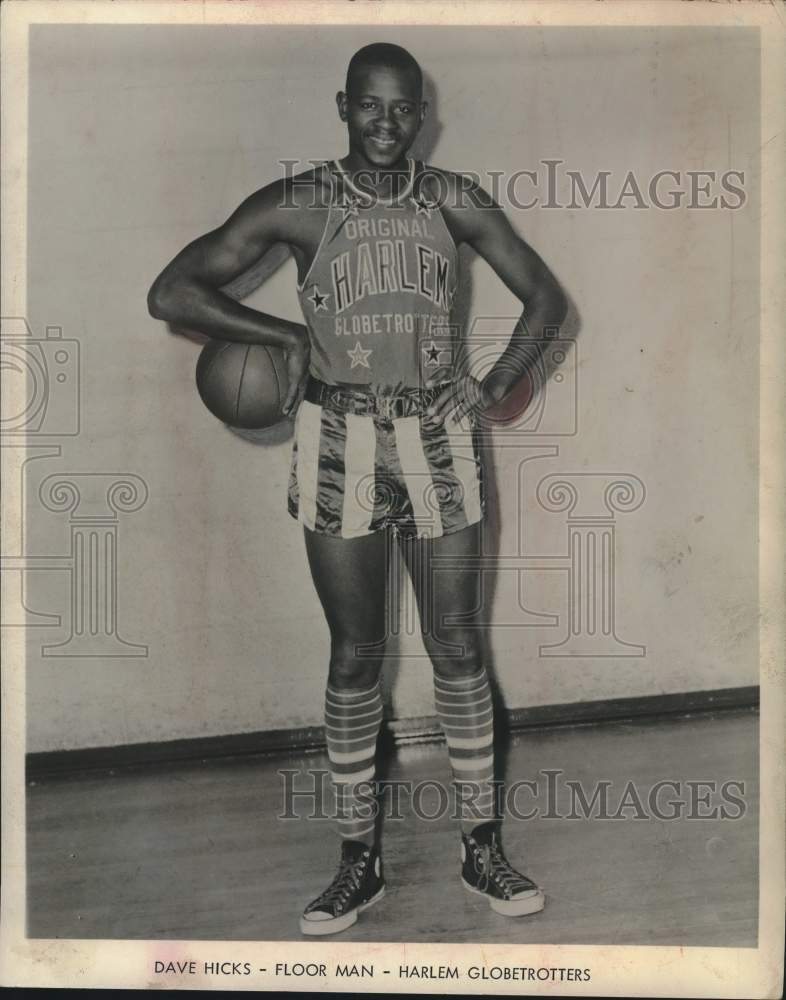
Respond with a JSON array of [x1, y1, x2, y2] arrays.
[[430, 186, 568, 424]]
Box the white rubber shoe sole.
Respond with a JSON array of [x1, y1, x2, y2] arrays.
[[299, 884, 386, 936], [461, 878, 546, 916]]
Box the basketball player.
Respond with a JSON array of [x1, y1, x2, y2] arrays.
[[148, 43, 567, 936]]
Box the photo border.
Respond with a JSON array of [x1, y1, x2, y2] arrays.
[[1, 1, 783, 995]]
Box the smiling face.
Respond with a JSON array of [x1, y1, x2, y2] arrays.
[[336, 63, 426, 171]]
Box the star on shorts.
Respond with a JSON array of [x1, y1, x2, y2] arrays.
[[347, 341, 372, 369], [307, 285, 330, 311]]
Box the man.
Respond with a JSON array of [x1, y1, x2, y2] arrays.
[[148, 42, 567, 936]]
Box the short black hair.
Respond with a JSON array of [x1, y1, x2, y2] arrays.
[[345, 43, 423, 97]]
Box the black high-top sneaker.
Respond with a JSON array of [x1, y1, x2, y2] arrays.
[[461, 821, 545, 916], [300, 840, 385, 936]]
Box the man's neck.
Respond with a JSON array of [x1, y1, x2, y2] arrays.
[[338, 153, 412, 201]]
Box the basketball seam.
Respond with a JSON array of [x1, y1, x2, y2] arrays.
[[261, 345, 282, 409], [235, 345, 251, 424], [198, 341, 234, 398]]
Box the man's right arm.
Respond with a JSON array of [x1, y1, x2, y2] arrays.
[[147, 179, 309, 412]]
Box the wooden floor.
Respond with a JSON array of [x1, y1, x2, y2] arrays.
[[27, 710, 758, 946]]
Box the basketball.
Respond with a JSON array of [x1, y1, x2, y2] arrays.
[[483, 370, 536, 424], [195, 340, 290, 429]]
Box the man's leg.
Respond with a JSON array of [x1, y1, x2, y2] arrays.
[[400, 521, 545, 916], [299, 527, 388, 935], [398, 522, 496, 829]]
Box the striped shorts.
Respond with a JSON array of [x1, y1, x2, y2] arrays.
[[287, 398, 485, 539]]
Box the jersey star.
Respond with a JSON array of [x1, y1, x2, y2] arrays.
[[422, 340, 443, 366], [339, 197, 361, 221], [411, 195, 435, 217], [347, 341, 372, 369], [307, 285, 330, 311]]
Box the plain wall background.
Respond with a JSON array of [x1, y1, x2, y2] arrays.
[[24, 25, 759, 752]]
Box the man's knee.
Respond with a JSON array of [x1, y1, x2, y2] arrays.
[[426, 630, 483, 679], [328, 637, 383, 689]]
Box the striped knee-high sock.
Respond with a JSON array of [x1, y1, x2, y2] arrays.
[[433, 667, 498, 832], [324, 681, 384, 845]]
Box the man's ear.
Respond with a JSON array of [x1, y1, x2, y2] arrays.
[[419, 100, 429, 126], [336, 91, 348, 122]]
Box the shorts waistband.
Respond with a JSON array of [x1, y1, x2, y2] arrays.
[[304, 376, 451, 420]]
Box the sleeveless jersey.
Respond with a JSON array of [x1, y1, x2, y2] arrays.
[[296, 159, 458, 387]]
